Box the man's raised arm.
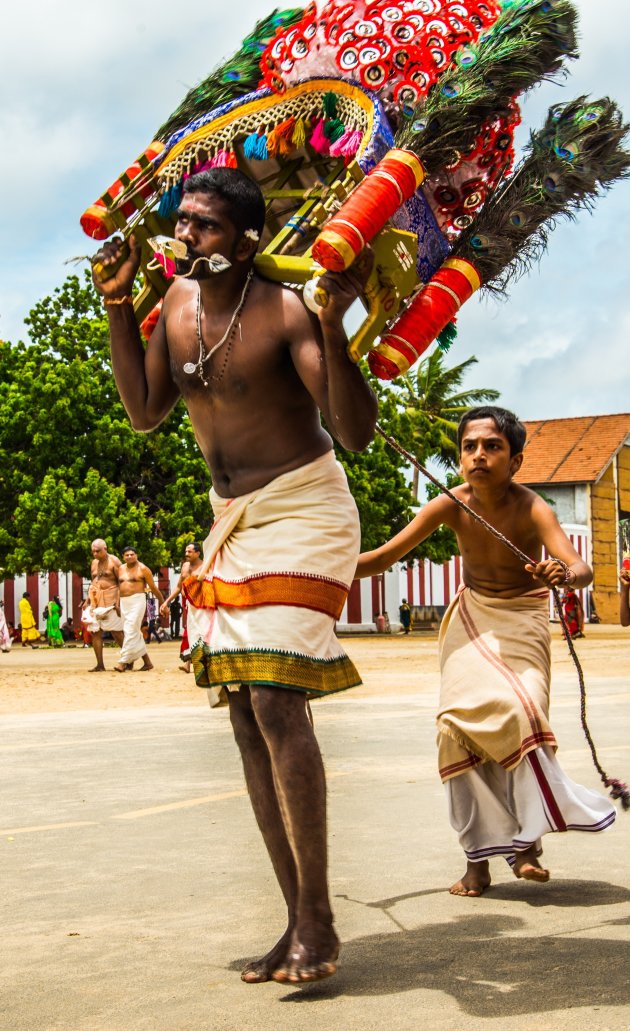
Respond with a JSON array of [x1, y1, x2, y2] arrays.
[[92, 236, 180, 431], [289, 252, 378, 451]]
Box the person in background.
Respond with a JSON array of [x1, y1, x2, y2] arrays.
[[18, 593, 40, 648]]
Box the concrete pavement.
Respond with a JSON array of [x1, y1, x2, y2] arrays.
[[2, 671, 630, 1030]]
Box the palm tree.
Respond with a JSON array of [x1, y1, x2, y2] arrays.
[[394, 349, 500, 497]]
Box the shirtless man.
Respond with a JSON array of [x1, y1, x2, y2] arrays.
[[93, 168, 377, 983], [115, 547, 165, 673], [160, 542, 203, 674], [87, 539, 124, 671], [357, 406, 615, 896]]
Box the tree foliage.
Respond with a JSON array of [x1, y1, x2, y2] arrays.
[[0, 272, 211, 575], [0, 272, 500, 577], [0, 272, 422, 575]]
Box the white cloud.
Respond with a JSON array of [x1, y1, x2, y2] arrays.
[[1, 0, 630, 426]]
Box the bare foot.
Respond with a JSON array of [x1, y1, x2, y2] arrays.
[[179, 663, 191, 674], [449, 860, 491, 897], [271, 923, 339, 984], [514, 846, 550, 883], [88, 665, 106, 672], [241, 928, 293, 984], [113, 663, 131, 673], [140, 660, 154, 671]]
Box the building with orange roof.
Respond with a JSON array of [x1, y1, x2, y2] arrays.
[[516, 414, 630, 623]]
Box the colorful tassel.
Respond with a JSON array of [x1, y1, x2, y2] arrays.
[[323, 117, 346, 144], [292, 117, 307, 148], [309, 118, 330, 155], [323, 92, 338, 118], [267, 117, 296, 157], [158, 181, 183, 218]]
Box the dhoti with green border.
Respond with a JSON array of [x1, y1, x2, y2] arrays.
[[183, 451, 362, 707]]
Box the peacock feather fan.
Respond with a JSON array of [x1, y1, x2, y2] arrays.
[[396, 0, 578, 175], [155, 8, 305, 143], [453, 95, 630, 294]]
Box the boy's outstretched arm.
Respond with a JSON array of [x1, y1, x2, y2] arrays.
[[525, 497, 592, 589], [355, 494, 451, 578]]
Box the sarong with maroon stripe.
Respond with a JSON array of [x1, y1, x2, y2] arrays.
[[438, 587, 615, 862], [184, 451, 361, 706]]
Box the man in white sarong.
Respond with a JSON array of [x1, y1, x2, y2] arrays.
[[94, 168, 377, 983], [115, 548, 165, 672], [357, 406, 616, 896], [86, 539, 124, 671]]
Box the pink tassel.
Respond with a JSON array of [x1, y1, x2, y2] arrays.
[[210, 149, 230, 167], [309, 118, 330, 155], [339, 129, 363, 157], [329, 129, 352, 157]]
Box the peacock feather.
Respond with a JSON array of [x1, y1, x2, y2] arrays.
[[396, 0, 578, 175], [155, 8, 305, 143], [453, 95, 630, 294]]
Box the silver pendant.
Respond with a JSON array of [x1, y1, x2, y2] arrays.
[[183, 362, 197, 375]]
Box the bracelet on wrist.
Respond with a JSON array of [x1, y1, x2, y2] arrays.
[[103, 295, 134, 307]]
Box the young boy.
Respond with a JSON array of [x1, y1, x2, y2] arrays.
[[356, 406, 616, 896]]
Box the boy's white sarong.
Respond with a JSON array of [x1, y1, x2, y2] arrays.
[[184, 452, 361, 706], [119, 593, 148, 664], [438, 587, 615, 864]]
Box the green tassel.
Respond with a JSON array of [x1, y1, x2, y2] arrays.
[[323, 92, 338, 118], [324, 118, 346, 143]]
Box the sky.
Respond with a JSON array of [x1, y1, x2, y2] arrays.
[[1, 0, 629, 422]]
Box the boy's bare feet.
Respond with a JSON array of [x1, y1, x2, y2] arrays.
[[449, 859, 491, 897], [113, 662, 133, 673], [241, 928, 293, 983], [140, 659, 154, 671], [271, 922, 339, 984], [513, 845, 550, 882], [88, 665, 106, 672]]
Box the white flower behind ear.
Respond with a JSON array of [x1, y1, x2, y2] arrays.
[[244, 228, 260, 242]]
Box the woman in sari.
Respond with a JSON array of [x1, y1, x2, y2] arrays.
[[46, 595, 64, 647]]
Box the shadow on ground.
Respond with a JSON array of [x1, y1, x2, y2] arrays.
[[230, 881, 630, 1018]]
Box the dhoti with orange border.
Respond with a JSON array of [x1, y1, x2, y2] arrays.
[[438, 587, 615, 866], [183, 451, 362, 707]]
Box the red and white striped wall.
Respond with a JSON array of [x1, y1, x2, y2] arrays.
[[2, 525, 591, 633]]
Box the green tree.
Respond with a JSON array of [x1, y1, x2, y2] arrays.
[[383, 349, 501, 566], [0, 272, 421, 575], [395, 349, 500, 476], [0, 272, 211, 575]]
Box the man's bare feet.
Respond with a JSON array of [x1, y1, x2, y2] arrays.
[[88, 665, 106, 672], [179, 662, 191, 674], [113, 663, 133, 673], [513, 846, 550, 883], [241, 928, 293, 983], [449, 859, 491, 897], [140, 660, 154, 671], [271, 922, 339, 984]]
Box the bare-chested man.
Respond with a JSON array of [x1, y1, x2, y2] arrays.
[[93, 168, 377, 984], [86, 538, 124, 672], [115, 547, 165, 673], [160, 541, 203, 674]]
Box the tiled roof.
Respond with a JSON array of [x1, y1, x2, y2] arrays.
[[516, 414, 630, 485]]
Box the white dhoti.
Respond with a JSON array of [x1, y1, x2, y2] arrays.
[[184, 451, 361, 707], [439, 587, 615, 864], [92, 605, 124, 633], [119, 594, 148, 664]]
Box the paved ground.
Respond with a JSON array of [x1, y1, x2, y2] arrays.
[[2, 636, 630, 1030]]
